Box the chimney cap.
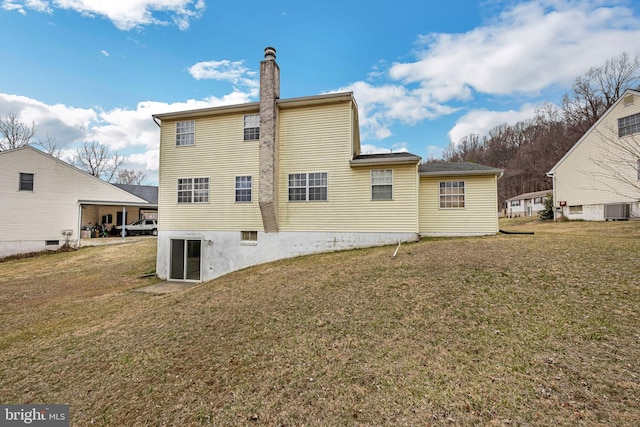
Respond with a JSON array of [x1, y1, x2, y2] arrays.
[[264, 46, 276, 60]]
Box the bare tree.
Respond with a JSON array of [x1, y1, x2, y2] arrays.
[[115, 168, 147, 185], [0, 112, 37, 151], [73, 141, 124, 182], [562, 52, 640, 136], [36, 134, 62, 158]]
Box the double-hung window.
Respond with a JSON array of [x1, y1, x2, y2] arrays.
[[19, 173, 34, 191], [177, 177, 209, 203], [244, 114, 260, 141], [371, 169, 393, 200], [235, 176, 252, 202], [439, 181, 465, 208], [288, 172, 327, 201], [618, 113, 640, 137], [176, 120, 195, 146]]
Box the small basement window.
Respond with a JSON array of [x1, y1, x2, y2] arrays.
[[241, 231, 258, 244], [569, 205, 583, 214], [45, 240, 59, 246]]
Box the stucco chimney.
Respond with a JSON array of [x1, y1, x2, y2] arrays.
[[259, 47, 280, 232]]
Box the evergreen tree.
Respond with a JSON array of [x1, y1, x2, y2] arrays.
[[539, 193, 554, 220]]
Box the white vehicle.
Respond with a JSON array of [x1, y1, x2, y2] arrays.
[[116, 219, 158, 236]]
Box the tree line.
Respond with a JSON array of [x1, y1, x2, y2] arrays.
[[437, 52, 640, 206], [0, 113, 147, 185]]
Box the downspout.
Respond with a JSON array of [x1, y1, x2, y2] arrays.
[[77, 203, 82, 248], [121, 206, 126, 240], [547, 171, 557, 221]]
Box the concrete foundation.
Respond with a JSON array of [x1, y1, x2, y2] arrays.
[[156, 230, 420, 282]]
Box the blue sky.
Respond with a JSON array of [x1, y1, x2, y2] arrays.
[[1, 0, 639, 185]]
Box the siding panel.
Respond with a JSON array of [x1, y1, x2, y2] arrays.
[[158, 112, 264, 231], [278, 103, 418, 233], [419, 175, 499, 235]]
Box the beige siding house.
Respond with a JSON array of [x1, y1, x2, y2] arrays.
[[0, 146, 153, 257], [547, 89, 640, 220], [153, 48, 502, 282]]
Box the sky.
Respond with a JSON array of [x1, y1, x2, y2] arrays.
[[1, 0, 639, 185]]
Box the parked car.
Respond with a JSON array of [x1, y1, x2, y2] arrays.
[[115, 219, 158, 236]]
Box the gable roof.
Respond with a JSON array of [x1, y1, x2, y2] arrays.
[[419, 161, 503, 177], [505, 189, 552, 202], [113, 184, 158, 204], [350, 152, 421, 167], [547, 88, 640, 176]]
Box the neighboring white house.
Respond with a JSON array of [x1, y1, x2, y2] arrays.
[[0, 146, 154, 258], [547, 89, 640, 221], [505, 190, 551, 218]]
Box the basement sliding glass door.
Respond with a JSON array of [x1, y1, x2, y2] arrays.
[[170, 239, 201, 281]]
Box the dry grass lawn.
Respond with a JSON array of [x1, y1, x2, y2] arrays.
[[1, 220, 640, 425]]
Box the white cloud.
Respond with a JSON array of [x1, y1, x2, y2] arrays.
[[448, 104, 540, 144], [101, 50, 109, 57], [188, 59, 259, 94], [328, 0, 640, 151], [0, 89, 253, 184], [2, 0, 206, 30], [334, 81, 457, 141], [389, 0, 640, 100]]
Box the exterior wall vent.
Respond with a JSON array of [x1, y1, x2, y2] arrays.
[[624, 95, 634, 107], [604, 203, 630, 220]]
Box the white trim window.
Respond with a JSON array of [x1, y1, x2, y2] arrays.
[[177, 177, 209, 203], [439, 181, 465, 208], [235, 176, 252, 202], [288, 172, 328, 201], [511, 200, 521, 207], [244, 114, 260, 141], [618, 113, 640, 137], [241, 231, 258, 242], [371, 169, 393, 200], [176, 120, 195, 146], [19, 172, 34, 191]]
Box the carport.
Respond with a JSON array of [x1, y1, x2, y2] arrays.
[[77, 200, 158, 244]]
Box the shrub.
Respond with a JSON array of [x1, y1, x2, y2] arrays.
[[539, 193, 554, 220]]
